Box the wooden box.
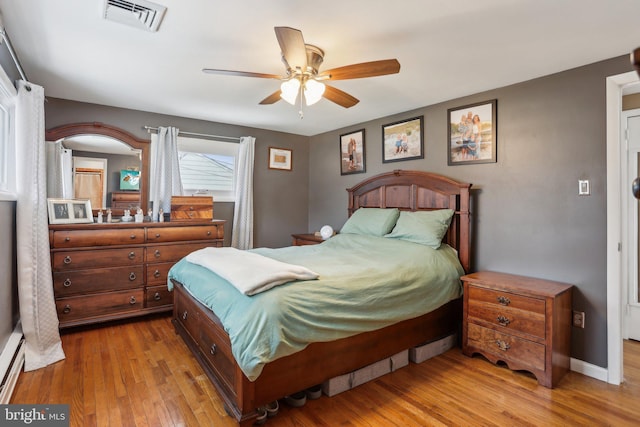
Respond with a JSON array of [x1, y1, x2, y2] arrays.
[[170, 196, 213, 222]]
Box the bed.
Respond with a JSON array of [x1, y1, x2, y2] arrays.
[[169, 169, 471, 426]]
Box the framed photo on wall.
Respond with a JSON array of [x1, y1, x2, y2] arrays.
[[382, 116, 424, 163], [447, 99, 497, 165], [47, 198, 94, 224], [340, 129, 366, 175], [268, 147, 292, 171]]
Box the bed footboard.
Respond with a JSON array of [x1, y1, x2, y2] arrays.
[[172, 279, 461, 426]]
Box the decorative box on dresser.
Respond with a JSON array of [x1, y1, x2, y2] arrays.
[[49, 220, 224, 328], [461, 271, 573, 388]]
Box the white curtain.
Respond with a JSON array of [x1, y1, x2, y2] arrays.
[[149, 126, 183, 220], [15, 81, 65, 371], [45, 140, 73, 199], [232, 136, 255, 249]]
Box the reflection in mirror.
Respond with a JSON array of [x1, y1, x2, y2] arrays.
[[45, 123, 150, 217]]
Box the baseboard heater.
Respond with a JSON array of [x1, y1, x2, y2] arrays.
[[0, 322, 25, 404]]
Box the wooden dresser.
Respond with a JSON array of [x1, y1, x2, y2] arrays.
[[111, 191, 141, 209], [49, 220, 224, 328], [291, 233, 324, 246], [461, 271, 573, 388]]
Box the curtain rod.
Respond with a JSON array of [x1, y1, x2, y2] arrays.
[[143, 125, 241, 142], [0, 18, 28, 82]]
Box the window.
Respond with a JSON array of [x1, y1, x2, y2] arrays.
[[0, 64, 16, 200], [177, 136, 239, 202]]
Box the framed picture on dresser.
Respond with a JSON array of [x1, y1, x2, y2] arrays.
[[47, 198, 93, 224]]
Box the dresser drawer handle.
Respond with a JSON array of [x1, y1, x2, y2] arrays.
[[496, 340, 511, 351], [130, 234, 137, 240], [210, 344, 217, 355], [154, 249, 161, 258], [154, 269, 161, 278], [129, 296, 137, 305], [63, 304, 71, 314], [129, 272, 136, 281], [63, 278, 72, 287], [63, 256, 72, 265], [496, 296, 511, 306], [154, 292, 161, 301], [65, 237, 70, 242], [182, 311, 188, 320], [155, 233, 160, 238], [206, 230, 211, 236], [128, 251, 136, 260], [497, 315, 511, 327]]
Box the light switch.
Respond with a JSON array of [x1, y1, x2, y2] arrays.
[[578, 180, 590, 195]]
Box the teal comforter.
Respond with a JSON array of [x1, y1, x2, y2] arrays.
[[167, 233, 464, 381]]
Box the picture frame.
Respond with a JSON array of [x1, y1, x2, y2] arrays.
[[47, 198, 94, 224], [268, 147, 293, 171], [382, 116, 424, 163], [340, 129, 366, 175], [447, 99, 497, 165]]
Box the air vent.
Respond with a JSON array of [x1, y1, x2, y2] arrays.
[[103, 0, 166, 32]]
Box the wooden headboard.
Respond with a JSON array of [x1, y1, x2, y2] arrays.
[[346, 169, 472, 272]]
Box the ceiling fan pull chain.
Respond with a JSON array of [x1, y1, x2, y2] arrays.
[[298, 83, 304, 119]]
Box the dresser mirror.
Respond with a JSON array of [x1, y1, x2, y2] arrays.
[[45, 122, 150, 217]]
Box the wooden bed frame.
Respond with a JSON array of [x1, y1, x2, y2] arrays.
[[171, 170, 472, 426]]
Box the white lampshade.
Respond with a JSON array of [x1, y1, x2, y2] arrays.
[[304, 79, 325, 106], [280, 78, 300, 105]]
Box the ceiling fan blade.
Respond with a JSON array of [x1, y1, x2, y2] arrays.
[[319, 59, 400, 80], [274, 26, 307, 71], [202, 68, 281, 79], [259, 90, 282, 105], [323, 84, 359, 108]]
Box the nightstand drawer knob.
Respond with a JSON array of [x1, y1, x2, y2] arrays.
[[497, 315, 511, 327], [496, 340, 511, 351], [496, 296, 511, 306]]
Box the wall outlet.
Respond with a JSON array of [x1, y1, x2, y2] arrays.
[[572, 310, 585, 328]]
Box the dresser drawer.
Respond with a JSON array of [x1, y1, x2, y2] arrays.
[[56, 289, 144, 323], [53, 265, 144, 296], [199, 314, 237, 398], [174, 290, 201, 342], [146, 224, 223, 243], [146, 242, 221, 263], [467, 323, 546, 372], [467, 286, 546, 340], [52, 247, 144, 270], [52, 228, 145, 248], [145, 284, 173, 308], [146, 262, 174, 285]]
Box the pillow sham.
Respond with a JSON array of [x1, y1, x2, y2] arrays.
[[340, 208, 400, 237], [384, 209, 454, 249]]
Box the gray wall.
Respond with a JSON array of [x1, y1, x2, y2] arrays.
[[308, 54, 634, 368], [0, 201, 18, 352], [44, 98, 310, 248]]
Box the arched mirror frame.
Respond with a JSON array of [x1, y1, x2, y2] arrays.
[[45, 122, 150, 216]]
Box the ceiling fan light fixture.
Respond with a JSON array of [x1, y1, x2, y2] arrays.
[[280, 78, 300, 104], [304, 79, 325, 106]]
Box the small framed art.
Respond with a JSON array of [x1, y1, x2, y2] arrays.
[[47, 198, 94, 224], [340, 129, 366, 175], [382, 116, 424, 163], [268, 147, 293, 171], [447, 99, 497, 165]]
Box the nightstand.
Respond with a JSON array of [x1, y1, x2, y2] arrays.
[[291, 233, 324, 246], [461, 271, 573, 388]]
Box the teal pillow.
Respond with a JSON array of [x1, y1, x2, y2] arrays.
[[385, 209, 454, 249], [340, 208, 400, 237]]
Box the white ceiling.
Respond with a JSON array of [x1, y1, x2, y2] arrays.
[[1, 0, 640, 136]]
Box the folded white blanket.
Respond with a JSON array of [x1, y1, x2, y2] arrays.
[[185, 247, 319, 296]]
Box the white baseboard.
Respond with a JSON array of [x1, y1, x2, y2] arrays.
[[571, 357, 609, 383], [0, 322, 25, 404]]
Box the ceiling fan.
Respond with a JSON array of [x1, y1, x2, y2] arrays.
[[202, 26, 400, 110]]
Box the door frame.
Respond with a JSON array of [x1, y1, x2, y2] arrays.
[[606, 71, 639, 385]]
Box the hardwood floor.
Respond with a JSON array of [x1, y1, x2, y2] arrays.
[[11, 314, 640, 426]]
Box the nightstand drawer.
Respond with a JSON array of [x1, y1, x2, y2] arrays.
[[467, 323, 546, 372], [467, 286, 545, 340]]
